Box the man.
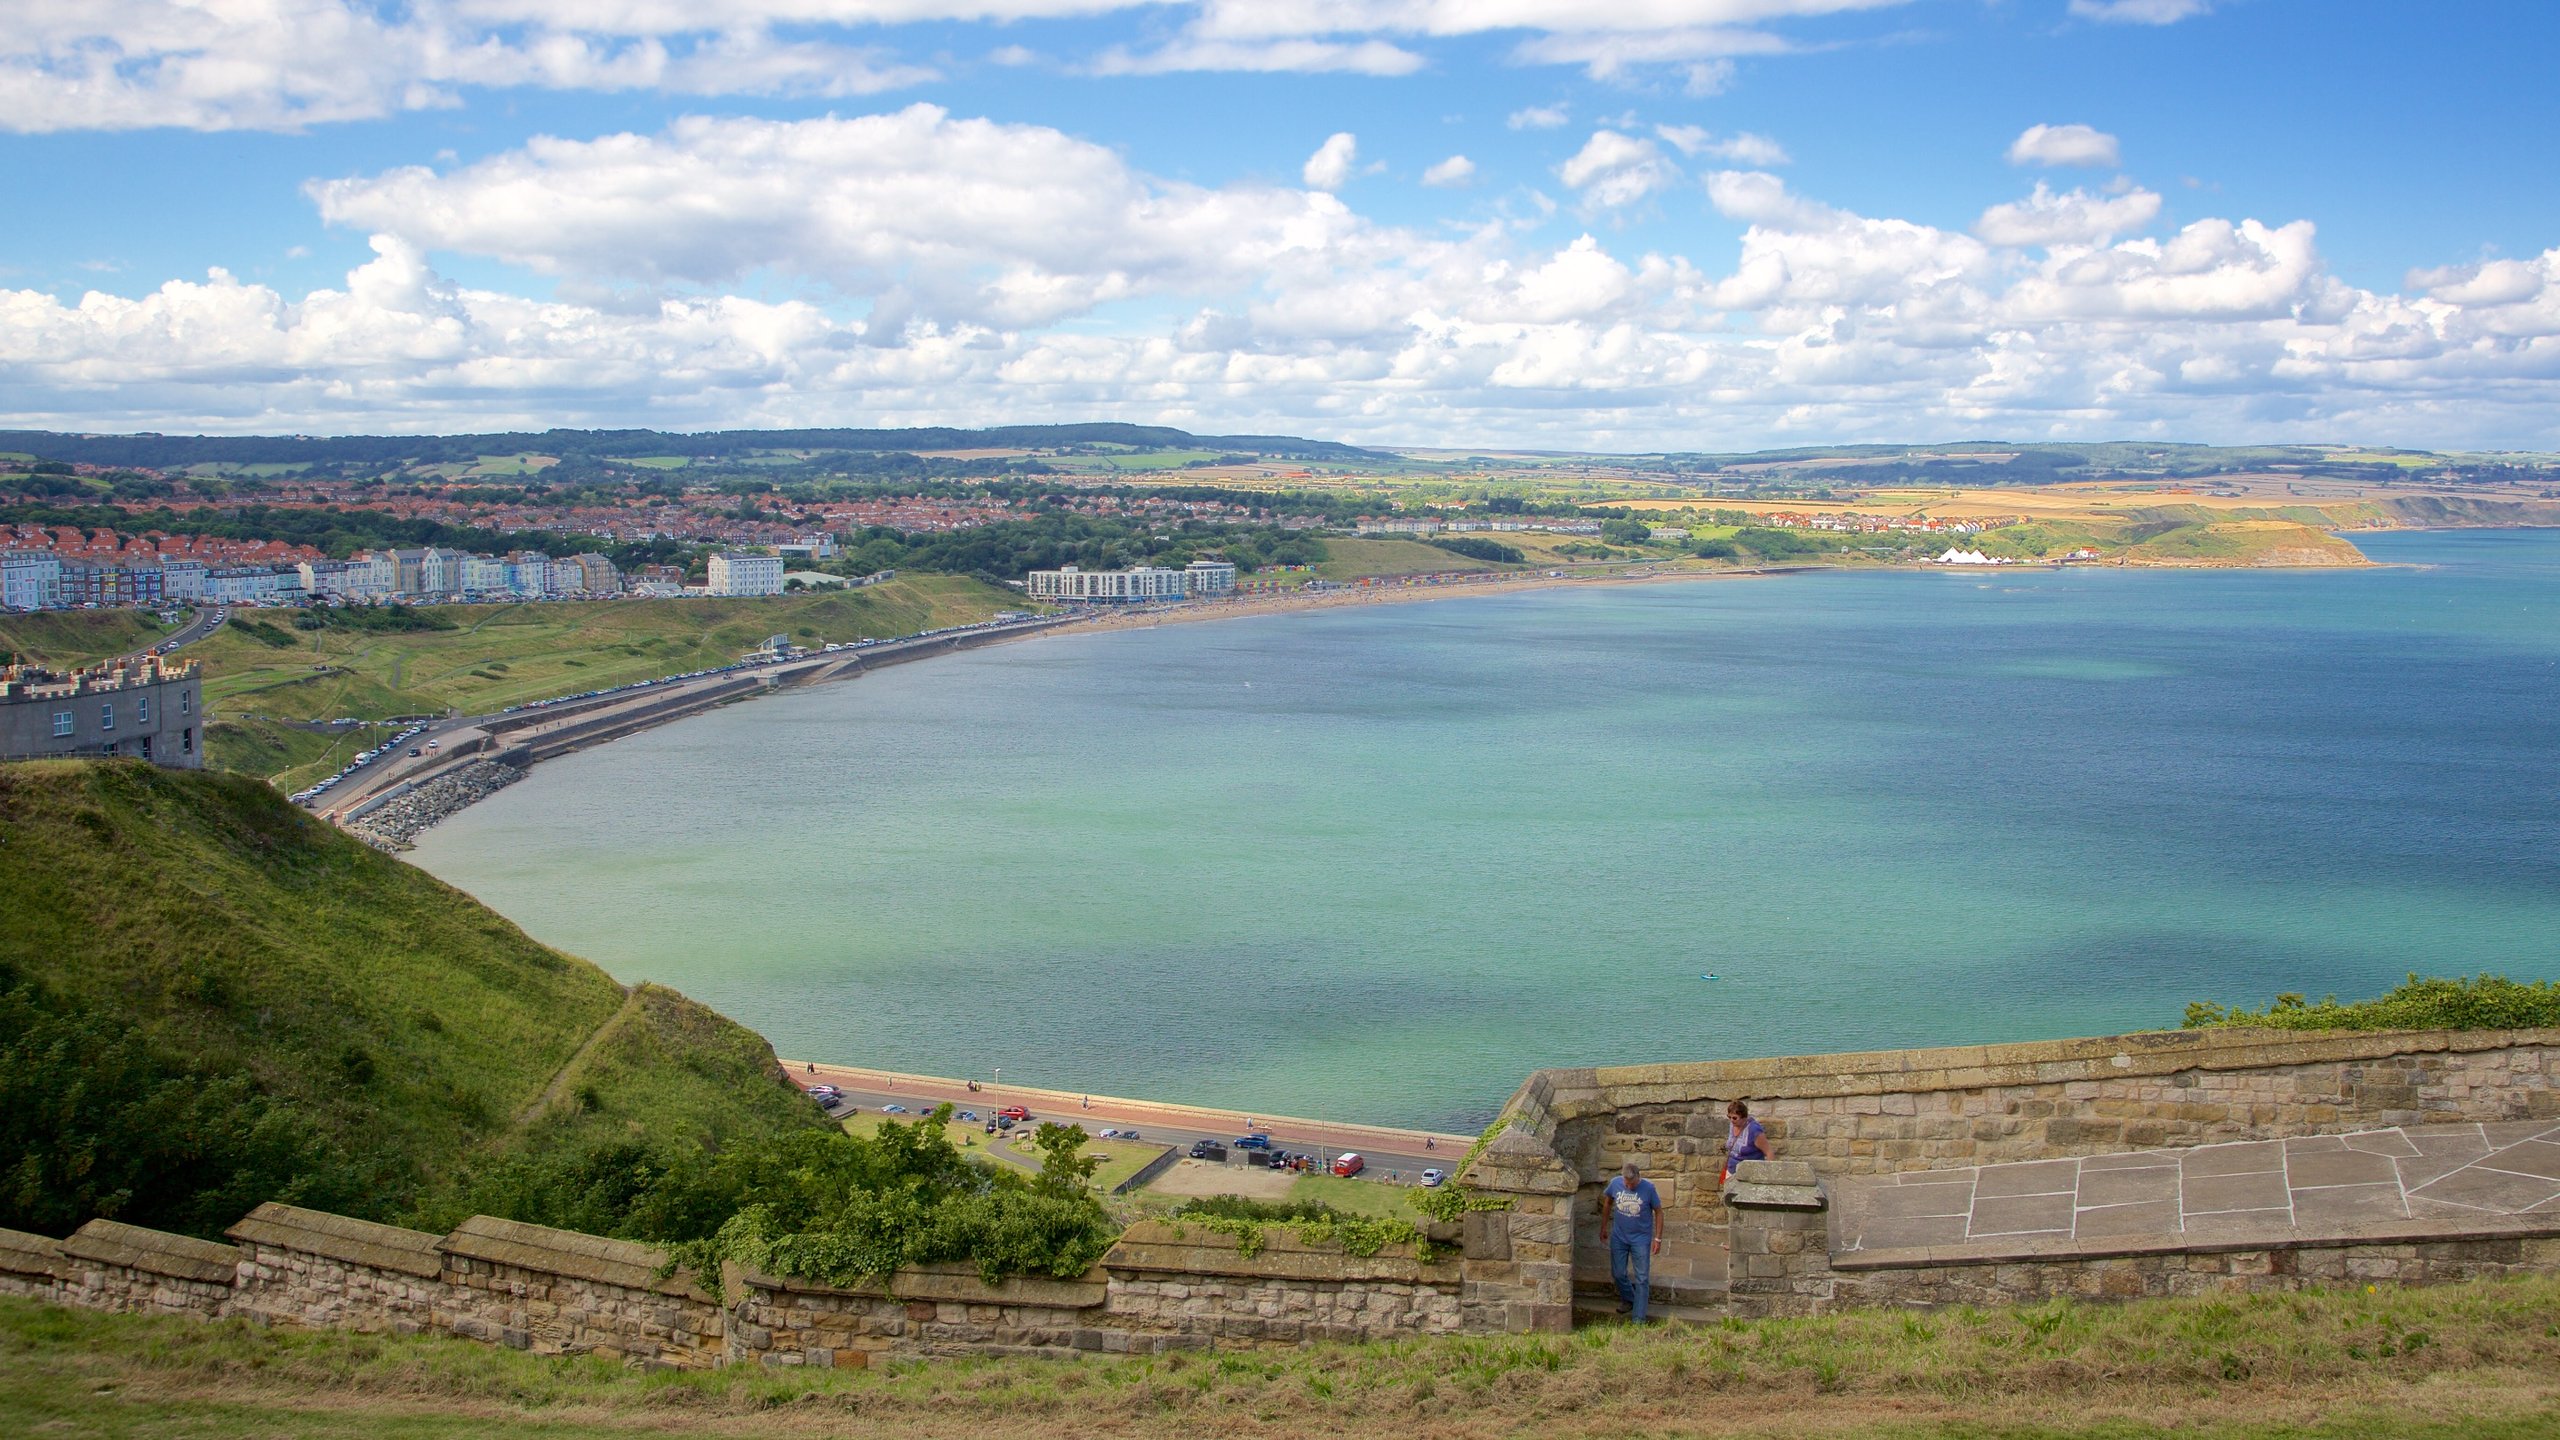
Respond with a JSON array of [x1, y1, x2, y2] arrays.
[[1601, 1159, 1662, 1322]]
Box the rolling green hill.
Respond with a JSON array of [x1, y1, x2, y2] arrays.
[[0, 760, 826, 1241]]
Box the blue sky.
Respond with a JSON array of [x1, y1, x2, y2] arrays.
[[4, 0, 2558, 450]]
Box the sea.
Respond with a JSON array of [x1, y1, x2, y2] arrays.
[[409, 528, 2560, 1132]]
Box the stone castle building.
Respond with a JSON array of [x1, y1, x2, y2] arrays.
[[0, 655, 204, 768]]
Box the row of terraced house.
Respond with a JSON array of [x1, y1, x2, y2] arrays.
[[0, 544, 631, 612]]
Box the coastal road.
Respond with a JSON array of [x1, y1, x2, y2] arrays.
[[791, 1061, 1473, 1187], [118, 605, 224, 661], [309, 615, 1078, 820]]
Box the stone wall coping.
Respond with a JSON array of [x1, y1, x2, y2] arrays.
[[734, 1259, 1108, 1309], [1831, 1211, 2560, 1273], [439, 1215, 704, 1299], [1530, 1026, 2560, 1119], [1723, 1180, 1826, 1212], [0, 1227, 68, 1281], [227, 1202, 445, 1279], [63, 1219, 242, 1284], [1103, 1220, 1461, 1286]]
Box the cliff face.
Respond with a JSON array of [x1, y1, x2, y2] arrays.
[[0, 760, 824, 1240]]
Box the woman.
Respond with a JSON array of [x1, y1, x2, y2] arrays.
[[1721, 1100, 1770, 1185]]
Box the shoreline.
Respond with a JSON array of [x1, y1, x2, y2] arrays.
[[787, 1060, 1477, 1158]]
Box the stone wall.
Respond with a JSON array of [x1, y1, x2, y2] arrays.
[[1461, 1026, 2560, 1327], [0, 1208, 1469, 1366], [1100, 1220, 1463, 1346]]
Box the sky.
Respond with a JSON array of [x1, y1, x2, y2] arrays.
[[3, 1, 2559, 451]]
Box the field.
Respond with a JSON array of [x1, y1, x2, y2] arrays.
[[1314, 538, 1528, 581], [0, 607, 177, 665], [6, 1274, 2558, 1439]]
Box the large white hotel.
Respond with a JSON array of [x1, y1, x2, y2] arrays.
[[1024, 560, 1236, 605]]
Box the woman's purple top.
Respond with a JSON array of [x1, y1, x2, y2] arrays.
[[1727, 1118, 1766, 1168]]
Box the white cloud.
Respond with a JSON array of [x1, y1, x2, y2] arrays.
[[0, 0, 946, 131], [1558, 131, 1679, 211], [0, 1, 1937, 130], [312, 107, 1383, 328], [1303, 132, 1359, 190], [2069, 0, 2212, 23], [1975, 183, 2162, 248], [1087, 36, 1425, 76], [1421, 154, 1476, 188], [17, 104, 2560, 452], [1508, 102, 1570, 130], [2007, 123, 2122, 168], [1656, 125, 1789, 166]]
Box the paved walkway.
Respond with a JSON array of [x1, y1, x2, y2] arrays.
[[1837, 1120, 2560, 1254]]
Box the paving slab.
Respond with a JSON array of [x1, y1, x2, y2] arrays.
[[2408, 1165, 2560, 1213], [2179, 1207, 2294, 1239], [2182, 1170, 2290, 1214], [2289, 1183, 2408, 1226], [2484, 1140, 2560, 1183], [2482, 1121, 2560, 1148], [1974, 1159, 2079, 1199], [2073, 1199, 2182, 1240], [1866, 1181, 1976, 1219], [2078, 1165, 2179, 1208], [2285, 1147, 2400, 1189], [2341, 1130, 2422, 1159], [1969, 1192, 2074, 1237], [2181, 1141, 2285, 1178]]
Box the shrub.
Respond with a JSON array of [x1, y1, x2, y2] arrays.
[[2183, 973, 2560, 1033], [1425, 536, 1525, 564]]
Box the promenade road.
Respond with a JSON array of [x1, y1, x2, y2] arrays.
[[790, 1060, 1475, 1186]]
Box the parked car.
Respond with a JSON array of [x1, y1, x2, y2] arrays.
[[806, 1084, 841, 1098], [1331, 1153, 1365, 1178], [880, 1104, 909, 1114], [996, 1115, 1016, 1131], [1232, 1134, 1273, 1151], [1420, 1168, 1446, 1187], [956, 1110, 979, 1122], [1188, 1140, 1227, 1161], [997, 1105, 1031, 1121]]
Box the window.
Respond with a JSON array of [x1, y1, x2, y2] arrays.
[[179, 689, 192, 716], [137, 696, 150, 724], [99, 702, 114, 731], [182, 727, 194, 755], [51, 709, 72, 737]]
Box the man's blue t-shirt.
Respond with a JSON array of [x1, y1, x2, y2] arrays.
[[1603, 1176, 1660, 1245]]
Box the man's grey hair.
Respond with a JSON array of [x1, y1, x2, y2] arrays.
[[1620, 1159, 1640, 1176]]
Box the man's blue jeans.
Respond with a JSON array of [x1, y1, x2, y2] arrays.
[[1608, 1234, 1652, 1321]]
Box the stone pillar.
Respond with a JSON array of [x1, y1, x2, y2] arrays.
[[1721, 1159, 1833, 1319], [1458, 1126, 1581, 1333]]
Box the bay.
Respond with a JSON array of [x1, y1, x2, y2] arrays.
[[410, 528, 2560, 1132]]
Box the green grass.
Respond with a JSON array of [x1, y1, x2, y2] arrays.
[[5, 1275, 2559, 1438], [1314, 538, 1524, 581], [1285, 1174, 1424, 1219], [203, 716, 383, 790], [0, 761, 826, 1238], [0, 608, 178, 666], [193, 577, 1015, 725]]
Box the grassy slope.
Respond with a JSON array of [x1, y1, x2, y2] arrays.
[[0, 761, 824, 1231], [0, 609, 177, 666], [4, 1275, 2557, 1439], [1314, 538, 1528, 581]]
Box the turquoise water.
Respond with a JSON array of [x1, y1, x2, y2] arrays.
[[411, 529, 2560, 1132]]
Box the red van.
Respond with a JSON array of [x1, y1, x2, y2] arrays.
[[1330, 1153, 1365, 1178]]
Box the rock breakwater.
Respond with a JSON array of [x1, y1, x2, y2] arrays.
[[348, 760, 525, 850]]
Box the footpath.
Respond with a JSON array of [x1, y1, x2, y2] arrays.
[[787, 1060, 1475, 1171]]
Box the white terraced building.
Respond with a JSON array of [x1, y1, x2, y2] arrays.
[[1024, 564, 1195, 604]]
